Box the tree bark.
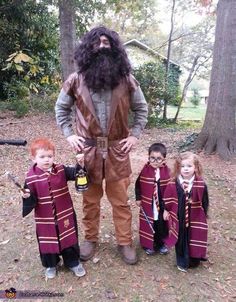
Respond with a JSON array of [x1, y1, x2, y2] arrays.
[[163, 0, 176, 120], [195, 0, 236, 160], [58, 0, 77, 81], [173, 55, 200, 122]]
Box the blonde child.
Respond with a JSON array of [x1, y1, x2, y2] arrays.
[[163, 151, 209, 272], [21, 138, 86, 279]]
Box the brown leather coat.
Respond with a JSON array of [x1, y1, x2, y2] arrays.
[[63, 72, 140, 184]]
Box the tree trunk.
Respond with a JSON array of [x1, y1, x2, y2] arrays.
[[173, 55, 200, 122], [58, 0, 77, 81], [195, 0, 236, 160], [163, 0, 176, 120]]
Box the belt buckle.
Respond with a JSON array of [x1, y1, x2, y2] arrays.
[[97, 136, 108, 150]]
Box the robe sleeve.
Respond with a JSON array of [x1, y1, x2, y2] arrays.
[[64, 165, 76, 181], [135, 174, 141, 200], [64, 165, 87, 181], [202, 184, 209, 216], [22, 183, 37, 218]]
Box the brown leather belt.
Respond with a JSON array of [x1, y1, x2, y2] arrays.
[[84, 137, 120, 150]]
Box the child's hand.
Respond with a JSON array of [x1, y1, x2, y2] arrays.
[[163, 209, 170, 221], [136, 200, 141, 207], [76, 153, 84, 167], [21, 188, 30, 199]]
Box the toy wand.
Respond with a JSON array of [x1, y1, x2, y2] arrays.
[[0, 139, 27, 146], [140, 206, 155, 234], [6, 172, 27, 193]]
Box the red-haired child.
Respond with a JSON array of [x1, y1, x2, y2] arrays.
[[163, 151, 209, 272], [21, 138, 86, 279]]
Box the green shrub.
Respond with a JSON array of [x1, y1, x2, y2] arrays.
[[0, 91, 57, 117], [133, 61, 180, 122], [30, 94, 55, 112], [170, 85, 181, 106], [3, 79, 30, 100], [11, 99, 29, 117], [190, 88, 201, 107], [1, 75, 59, 117], [147, 111, 159, 127], [134, 62, 166, 109]]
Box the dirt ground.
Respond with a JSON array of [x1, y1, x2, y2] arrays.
[[0, 113, 236, 302]]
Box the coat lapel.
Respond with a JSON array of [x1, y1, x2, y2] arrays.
[[78, 75, 100, 125]]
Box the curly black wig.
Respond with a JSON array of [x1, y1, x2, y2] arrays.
[[74, 26, 132, 91]]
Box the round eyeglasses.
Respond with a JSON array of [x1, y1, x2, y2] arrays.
[[149, 156, 164, 163]]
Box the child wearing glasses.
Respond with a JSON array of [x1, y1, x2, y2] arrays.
[[135, 143, 170, 255]]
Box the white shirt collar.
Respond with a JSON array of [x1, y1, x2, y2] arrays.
[[155, 168, 160, 181], [178, 174, 195, 191]]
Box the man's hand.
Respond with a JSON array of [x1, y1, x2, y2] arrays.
[[136, 200, 141, 207], [67, 135, 85, 152], [120, 136, 138, 153], [76, 153, 85, 167]]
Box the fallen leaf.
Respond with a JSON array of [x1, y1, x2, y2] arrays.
[[92, 257, 100, 264], [105, 289, 118, 299], [0, 239, 10, 245]]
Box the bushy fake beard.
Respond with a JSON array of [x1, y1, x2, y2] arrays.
[[84, 48, 122, 92]]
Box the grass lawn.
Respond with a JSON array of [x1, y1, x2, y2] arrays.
[[167, 102, 207, 121]]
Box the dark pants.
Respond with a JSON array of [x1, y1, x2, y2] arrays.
[[40, 244, 80, 268], [175, 245, 189, 269], [153, 216, 168, 250], [175, 241, 201, 269], [39, 211, 80, 268]]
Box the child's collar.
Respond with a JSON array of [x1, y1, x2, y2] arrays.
[[178, 174, 195, 185]]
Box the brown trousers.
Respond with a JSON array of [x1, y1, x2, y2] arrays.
[[82, 177, 132, 245]]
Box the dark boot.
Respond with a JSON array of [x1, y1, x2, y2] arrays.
[[118, 245, 137, 265], [189, 257, 200, 268], [80, 241, 96, 261]]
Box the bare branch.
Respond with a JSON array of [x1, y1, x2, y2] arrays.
[[154, 32, 193, 51], [188, 55, 212, 80]]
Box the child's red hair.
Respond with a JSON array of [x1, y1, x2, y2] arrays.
[[30, 138, 55, 157], [172, 151, 203, 178]]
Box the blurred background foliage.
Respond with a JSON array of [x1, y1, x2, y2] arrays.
[[0, 0, 215, 120]]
